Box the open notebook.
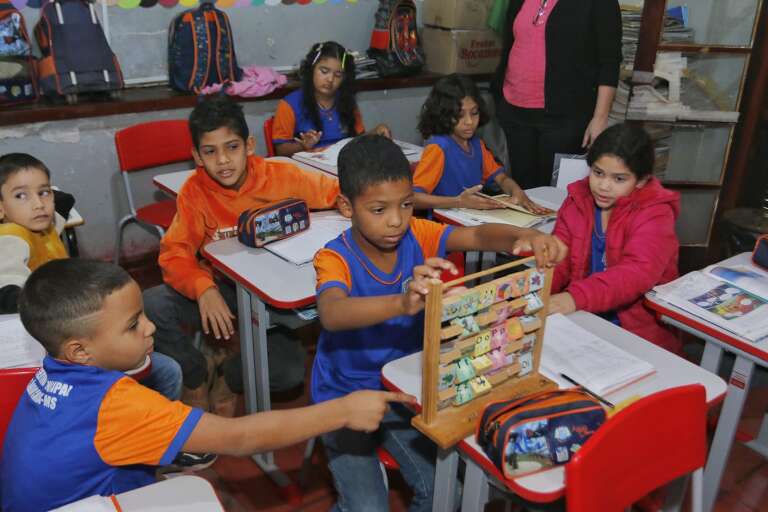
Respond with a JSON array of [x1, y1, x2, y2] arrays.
[[264, 212, 351, 265], [1, 314, 45, 369], [542, 314, 656, 395], [293, 137, 423, 175]]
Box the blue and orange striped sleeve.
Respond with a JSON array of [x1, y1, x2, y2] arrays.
[[410, 218, 454, 259], [480, 141, 504, 185], [272, 99, 297, 144], [314, 248, 352, 295], [412, 144, 445, 194], [94, 377, 203, 467]]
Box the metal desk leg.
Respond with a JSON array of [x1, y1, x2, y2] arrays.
[[461, 457, 490, 512], [433, 448, 459, 512], [236, 285, 298, 501], [703, 355, 754, 512], [744, 411, 768, 458], [699, 340, 724, 375]]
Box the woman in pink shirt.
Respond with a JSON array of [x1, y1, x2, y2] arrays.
[[492, 0, 622, 189]]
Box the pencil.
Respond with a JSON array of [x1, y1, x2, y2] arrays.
[[560, 373, 615, 408]]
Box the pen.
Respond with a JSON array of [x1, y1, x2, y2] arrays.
[[560, 373, 615, 408]]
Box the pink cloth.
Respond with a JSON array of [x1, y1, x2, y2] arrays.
[[551, 177, 683, 353], [200, 65, 288, 97], [503, 0, 559, 108]]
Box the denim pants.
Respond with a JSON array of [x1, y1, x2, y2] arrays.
[[321, 404, 435, 512], [140, 352, 183, 400], [142, 279, 306, 392]]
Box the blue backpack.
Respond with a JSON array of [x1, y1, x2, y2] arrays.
[[168, 2, 242, 93], [34, 0, 123, 102], [0, 0, 37, 104]]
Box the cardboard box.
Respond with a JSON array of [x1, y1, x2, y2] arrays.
[[423, 0, 495, 30], [422, 27, 503, 75]]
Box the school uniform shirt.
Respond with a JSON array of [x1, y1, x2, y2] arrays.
[[411, 135, 504, 197], [159, 154, 339, 300], [311, 218, 454, 403], [1, 357, 203, 512], [0, 213, 68, 312], [272, 89, 365, 148]]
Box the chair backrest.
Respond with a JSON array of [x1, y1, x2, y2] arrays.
[[263, 116, 276, 157], [0, 367, 38, 456], [565, 384, 707, 512]]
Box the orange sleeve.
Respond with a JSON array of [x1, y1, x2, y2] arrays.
[[412, 144, 445, 194], [158, 182, 215, 300], [263, 159, 340, 210], [410, 218, 450, 259], [354, 109, 366, 135], [94, 377, 203, 467], [272, 99, 297, 143], [480, 141, 504, 182], [314, 248, 351, 293]]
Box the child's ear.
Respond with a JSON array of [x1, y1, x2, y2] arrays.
[[246, 135, 256, 156], [636, 176, 651, 189], [191, 146, 204, 168], [336, 194, 353, 218], [59, 338, 93, 366]]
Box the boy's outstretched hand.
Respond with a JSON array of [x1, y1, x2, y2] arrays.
[[512, 232, 568, 269], [341, 390, 417, 432], [400, 257, 458, 315]]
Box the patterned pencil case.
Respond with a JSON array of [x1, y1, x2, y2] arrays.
[[237, 198, 310, 248]]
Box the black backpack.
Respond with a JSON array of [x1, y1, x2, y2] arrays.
[[168, 2, 242, 93], [368, 0, 425, 77]]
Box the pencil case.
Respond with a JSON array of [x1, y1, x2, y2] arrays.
[[476, 388, 606, 479], [753, 235, 768, 272], [237, 199, 310, 248]]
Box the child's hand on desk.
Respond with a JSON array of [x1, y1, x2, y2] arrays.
[[512, 233, 568, 268], [457, 185, 499, 210], [400, 257, 458, 315], [341, 390, 417, 432], [510, 189, 553, 216], [198, 287, 236, 341], [548, 292, 576, 315], [296, 130, 323, 150], [372, 123, 392, 139]]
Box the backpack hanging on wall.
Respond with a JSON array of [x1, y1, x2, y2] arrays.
[[0, 0, 37, 105], [34, 0, 123, 103], [368, 0, 425, 77], [167, 2, 242, 93]]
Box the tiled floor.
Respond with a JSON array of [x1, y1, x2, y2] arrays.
[[128, 257, 768, 511]]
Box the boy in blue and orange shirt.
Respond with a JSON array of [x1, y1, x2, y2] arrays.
[[312, 135, 567, 511]]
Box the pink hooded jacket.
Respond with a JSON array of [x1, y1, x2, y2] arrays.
[[552, 176, 682, 353]]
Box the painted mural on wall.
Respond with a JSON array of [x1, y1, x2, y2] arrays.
[[13, 0, 358, 9]]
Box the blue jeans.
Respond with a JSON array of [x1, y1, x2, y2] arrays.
[[321, 404, 435, 512], [140, 352, 183, 401]]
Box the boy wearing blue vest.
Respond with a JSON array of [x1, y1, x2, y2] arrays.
[[312, 135, 567, 511], [1, 258, 414, 512]]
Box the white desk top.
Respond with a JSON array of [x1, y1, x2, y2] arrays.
[[382, 311, 726, 500], [117, 475, 223, 511], [152, 157, 331, 198], [646, 252, 768, 363], [433, 186, 567, 235], [202, 210, 349, 309]]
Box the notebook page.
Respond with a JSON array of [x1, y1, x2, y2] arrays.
[[265, 214, 351, 265], [542, 314, 655, 395], [0, 314, 46, 369]]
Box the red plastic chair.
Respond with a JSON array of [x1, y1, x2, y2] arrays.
[[565, 384, 707, 512], [263, 117, 276, 157], [113, 120, 193, 264], [0, 367, 38, 457]]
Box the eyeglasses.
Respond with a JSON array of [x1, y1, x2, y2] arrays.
[[532, 0, 549, 25]]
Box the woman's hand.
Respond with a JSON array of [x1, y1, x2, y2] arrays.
[[582, 116, 608, 148]]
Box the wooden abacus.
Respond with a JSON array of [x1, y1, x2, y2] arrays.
[[412, 256, 557, 449]]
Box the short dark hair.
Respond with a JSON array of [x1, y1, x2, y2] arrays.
[[418, 74, 490, 139], [18, 259, 133, 356], [338, 135, 411, 202], [188, 95, 249, 149], [0, 153, 50, 194], [587, 124, 655, 179], [299, 41, 358, 137]]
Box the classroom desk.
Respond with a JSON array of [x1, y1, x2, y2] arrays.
[[645, 252, 768, 512], [292, 139, 423, 176], [382, 311, 727, 512], [117, 475, 224, 511], [200, 210, 350, 502], [151, 156, 327, 197]]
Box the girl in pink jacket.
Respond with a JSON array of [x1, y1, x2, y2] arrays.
[[549, 124, 681, 353]]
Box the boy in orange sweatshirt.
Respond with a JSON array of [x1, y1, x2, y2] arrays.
[[143, 96, 340, 412]]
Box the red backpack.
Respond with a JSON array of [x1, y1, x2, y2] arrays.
[[0, 0, 37, 104]]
